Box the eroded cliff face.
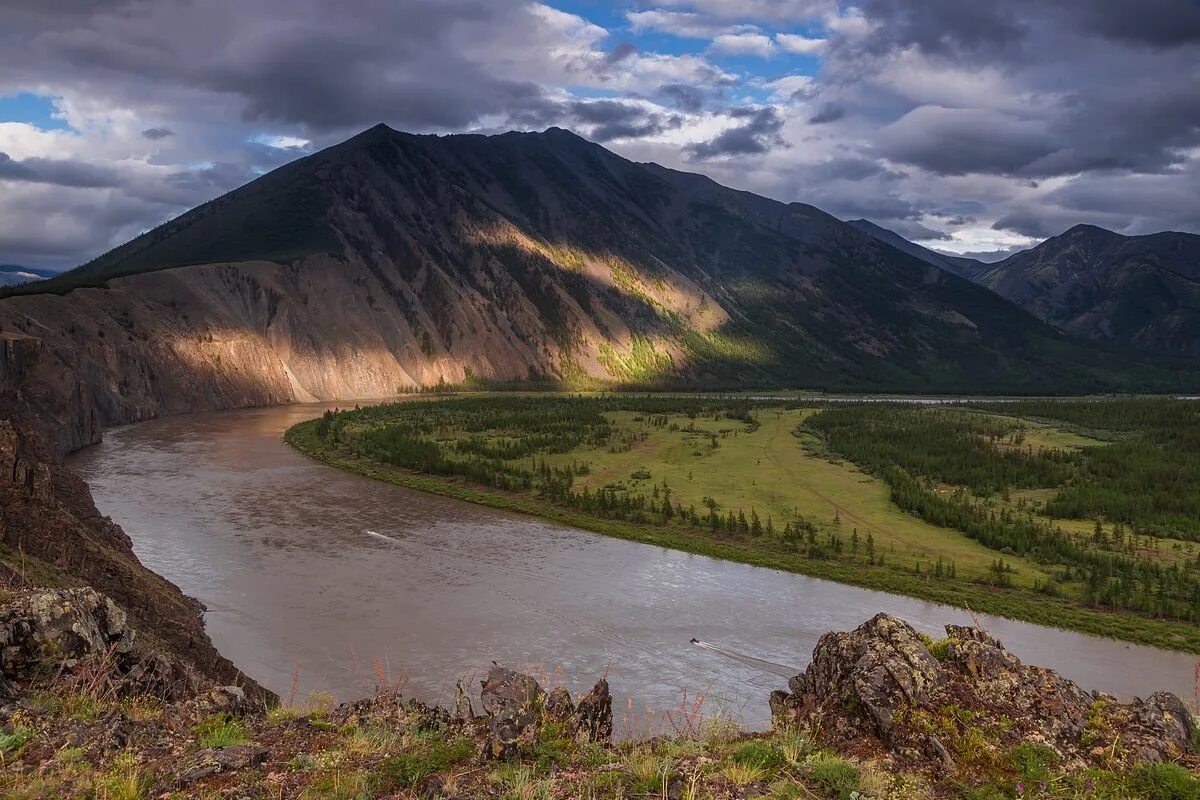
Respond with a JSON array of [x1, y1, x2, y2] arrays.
[[0, 242, 727, 455], [0, 394, 266, 697]]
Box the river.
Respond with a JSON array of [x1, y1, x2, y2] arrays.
[[67, 402, 1198, 731]]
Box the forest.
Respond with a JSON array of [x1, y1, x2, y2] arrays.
[[292, 395, 1200, 652]]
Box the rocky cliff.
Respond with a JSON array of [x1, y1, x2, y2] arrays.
[[0, 392, 265, 698]]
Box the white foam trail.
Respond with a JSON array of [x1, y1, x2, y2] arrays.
[[365, 529, 401, 544], [690, 638, 798, 678]]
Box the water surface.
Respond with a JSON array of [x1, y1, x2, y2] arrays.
[[68, 403, 1198, 730]]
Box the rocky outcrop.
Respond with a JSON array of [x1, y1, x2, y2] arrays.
[[571, 678, 613, 744], [0, 587, 248, 703], [480, 666, 547, 758], [781, 613, 947, 740], [771, 614, 1196, 771], [476, 665, 612, 758]]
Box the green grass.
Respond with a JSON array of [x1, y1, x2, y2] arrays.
[[286, 414, 1200, 653], [194, 714, 251, 749], [555, 408, 1051, 587]]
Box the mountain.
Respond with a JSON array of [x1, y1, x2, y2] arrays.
[[845, 219, 994, 282], [852, 220, 1200, 359], [971, 225, 1200, 358], [1, 125, 1196, 450], [0, 265, 57, 287]]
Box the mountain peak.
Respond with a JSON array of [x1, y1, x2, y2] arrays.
[[1060, 223, 1119, 239]]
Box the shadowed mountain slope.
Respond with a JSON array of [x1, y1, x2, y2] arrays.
[[845, 219, 994, 282], [851, 220, 1200, 359], [2, 125, 1197, 449], [975, 225, 1200, 358]]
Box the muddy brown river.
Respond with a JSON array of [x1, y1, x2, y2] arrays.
[[68, 403, 1198, 731]]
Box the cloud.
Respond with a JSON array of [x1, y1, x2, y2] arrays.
[[775, 33, 826, 54], [688, 107, 784, 159], [627, 10, 725, 38], [0, 151, 122, 188], [649, 0, 836, 23], [875, 106, 1059, 176], [1, 0, 1198, 267], [710, 32, 776, 57], [807, 103, 844, 124]]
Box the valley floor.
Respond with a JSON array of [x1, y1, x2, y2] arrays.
[[285, 394, 1200, 654]]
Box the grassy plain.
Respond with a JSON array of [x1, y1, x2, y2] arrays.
[[286, 395, 1200, 653], [545, 408, 1051, 588]]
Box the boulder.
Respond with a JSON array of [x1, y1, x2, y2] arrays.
[[943, 624, 1092, 740], [480, 666, 545, 758], [0, 588, 131, 678], [772, 614, 1196, 773], [780, 613, 947, 740], [174, 744, 269, 787], [545, 685, 575, 723], [1128, 692, 1196, 762], [453, 680, 475, 722], [571, 679, 612, 744]]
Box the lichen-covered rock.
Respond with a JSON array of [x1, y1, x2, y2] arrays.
[[779, 613, 947, 740], [481, 666, 546, 759], [1128, 692, 1196, 762], [771, 614, 1195, 773], [570, 679, 612, 744], [943, 625, 1092, 741], [545, 685, 575, 723], [0, 588, 130, 678], [453, 680, 475, 722], [173, 744, 269, 787]]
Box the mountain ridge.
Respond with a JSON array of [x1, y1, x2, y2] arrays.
[[851, 219, 1200, 358], [2, 124, 1198, 454]]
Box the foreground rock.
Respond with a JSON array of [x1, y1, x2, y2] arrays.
[[479, 664, 612, 757], [771, 613, 1196, 771]]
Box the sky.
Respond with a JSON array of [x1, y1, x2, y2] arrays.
[[1, 0, 1198, 269]]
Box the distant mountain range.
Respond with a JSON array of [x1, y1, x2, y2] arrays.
[[1, 124, 1197, 425], [0, 265, 57, 287], [850, 221, 1200, 358]]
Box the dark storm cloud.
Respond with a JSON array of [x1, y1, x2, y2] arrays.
[[7, 0, 559, 135], [874, 107, 1059, 176], [0, 152, 121, 188], [851, 0, 1028, 58], [657, 83, 706, 112], [807, 103, 844, 125], [829, 0, 1200, 201], [688, 107, 784, 159], [141, 127, 175, 140], [806, 157, 896, 182], [567, 99, 676, 141]]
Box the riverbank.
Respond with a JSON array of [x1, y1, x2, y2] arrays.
[[286, 416, 1200, 655]]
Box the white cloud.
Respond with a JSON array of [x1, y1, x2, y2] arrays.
[[626, 10, 726, 38], [775, 32, 826, 54], [710, 32, 776, 57], [650, 0, 836, 23], [254, 135, 311, 150]]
